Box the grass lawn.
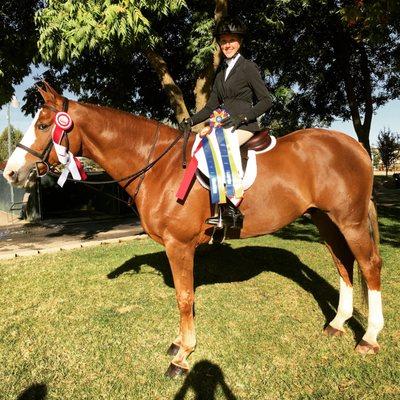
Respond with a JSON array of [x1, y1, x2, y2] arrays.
[[0, 179, 399, 399]]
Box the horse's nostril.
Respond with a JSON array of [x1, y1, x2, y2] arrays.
[[5, 170, 17, 182]]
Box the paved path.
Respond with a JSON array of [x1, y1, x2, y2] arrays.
[[0, 212, 145, 260]]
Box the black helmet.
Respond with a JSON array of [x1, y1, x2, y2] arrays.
[[214, 17, 246, 39]]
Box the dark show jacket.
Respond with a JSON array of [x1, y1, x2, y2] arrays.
[[191, 55, 273, 132]]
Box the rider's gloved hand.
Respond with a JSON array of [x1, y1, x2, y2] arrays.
[[178, 117, 193, 132], [226, 114, 248, 131]]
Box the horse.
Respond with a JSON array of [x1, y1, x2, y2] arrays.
[[4, 83, 383, 377]]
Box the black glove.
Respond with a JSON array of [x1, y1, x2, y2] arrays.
[[178, 117, 193, 132], [226, 114, 248, 131]]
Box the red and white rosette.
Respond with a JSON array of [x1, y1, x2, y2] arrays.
[[52, 112, 87, 187]]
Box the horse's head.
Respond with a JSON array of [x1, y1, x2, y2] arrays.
[[3, 82, 82, 188]]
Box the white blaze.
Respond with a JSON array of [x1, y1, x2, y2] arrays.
[[3, 110, 41, 180]]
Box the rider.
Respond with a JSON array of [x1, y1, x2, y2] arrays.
[[179, 16, 273, 229]]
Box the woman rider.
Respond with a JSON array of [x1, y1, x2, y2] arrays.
[[179, 16, 273, 229]]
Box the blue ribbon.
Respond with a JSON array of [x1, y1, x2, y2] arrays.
[[215, 126, 235, 197], [202, 136, 220, 204]]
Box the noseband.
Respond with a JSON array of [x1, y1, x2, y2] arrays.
[[16, 97, 70, 177]]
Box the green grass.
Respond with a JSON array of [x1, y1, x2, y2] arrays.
[[0, 182, 399, 399]]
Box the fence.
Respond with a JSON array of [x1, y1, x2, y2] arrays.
[[0, 172, 25, 213], [0, 171, 132, 220]]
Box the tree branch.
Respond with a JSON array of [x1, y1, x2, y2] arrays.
[[144, 48, 189, 122]]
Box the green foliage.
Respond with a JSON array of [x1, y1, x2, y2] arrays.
[[186, 13, 216, 70], [14, 0, 400, 146], [0, 1, 42, 106], [0, 126, 23, 162], [36, 0, 187, 62], [0, 208, 399, 398], [371, 148, 381, 170], [232, 0, 400, 139], [377, 127, 400, 175]]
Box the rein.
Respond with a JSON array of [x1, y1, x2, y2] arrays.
[[17, 97, 184, 190], [49, 123, 182, 187]]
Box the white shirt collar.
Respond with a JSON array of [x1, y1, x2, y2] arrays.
[[225, 53, 241, 81]]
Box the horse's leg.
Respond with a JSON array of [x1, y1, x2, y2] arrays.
[[311, 210, 355, 335], [334, 203, 383, 354], [164, 239, 196, 377]]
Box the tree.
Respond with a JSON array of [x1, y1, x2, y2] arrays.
[[236, 0, 400, 155], [26, 0, 400, 154], [35, 0, 202, 122], [0, 1, 43, 106], [377, 128, 399, 176], [0, 126, 23, 162], [371, 148, 381, 171]]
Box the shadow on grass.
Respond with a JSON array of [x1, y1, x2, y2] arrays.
[[108, 244, 365, 342], [17, 383, 47, 400], [271, 217, 320, 243], [174, 360, 237, 400], [42, 218, 141, 241]]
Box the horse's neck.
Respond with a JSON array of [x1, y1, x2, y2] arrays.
[[76, 104, 162, 179]]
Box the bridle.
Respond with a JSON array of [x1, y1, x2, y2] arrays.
[[15, 97, 184, 203], [16, 97, 70, 177]]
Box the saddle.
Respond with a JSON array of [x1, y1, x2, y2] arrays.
[[240, 130, 272, 171], [241, 129, 272, 152]]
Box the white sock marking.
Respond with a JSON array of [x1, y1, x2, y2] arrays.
[[363, 290, 384, 345], [330, 277, 353, 331]]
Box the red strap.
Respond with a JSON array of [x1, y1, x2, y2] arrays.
[[74, 157, 87, 180], [52, 125, 64, 144], [176, 141, 202, 200]]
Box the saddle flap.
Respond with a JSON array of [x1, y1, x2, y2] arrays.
[[242, 130, 272, 152]]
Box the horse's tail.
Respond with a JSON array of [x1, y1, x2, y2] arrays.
[[359, 198, 381, 304], [368, 197, 380, 255]]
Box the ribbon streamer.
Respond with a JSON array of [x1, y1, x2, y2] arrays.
[[52, 112, 87, 187], [215, 126, 235, 198]]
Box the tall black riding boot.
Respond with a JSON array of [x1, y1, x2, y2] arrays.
[[206, 201, 244, 229]]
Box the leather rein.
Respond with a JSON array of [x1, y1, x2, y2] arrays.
[[16, 98, 184, 190]]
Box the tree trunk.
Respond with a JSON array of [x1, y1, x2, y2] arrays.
[[144, 49, 189, 123], [145, 0, 228, 125], [330, 19, 373, 158], [355, 125, 372, 157]]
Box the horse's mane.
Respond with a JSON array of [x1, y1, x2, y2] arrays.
[[77, 101, 178, 136]]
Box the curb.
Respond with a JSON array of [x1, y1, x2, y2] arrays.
[[0, 234, 148, 261]]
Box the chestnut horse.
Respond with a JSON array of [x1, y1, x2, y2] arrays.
[[4, 84, 383, 377]]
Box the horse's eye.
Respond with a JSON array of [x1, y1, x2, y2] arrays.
[[38, 123, 50, 131]]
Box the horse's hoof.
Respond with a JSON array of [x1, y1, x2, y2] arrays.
[[167, 342, 180, 356], [355, 339, 380, 355], [324, 325, 344, 337], [164, 363, 189, 379]]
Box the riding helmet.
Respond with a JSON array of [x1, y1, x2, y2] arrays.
[[214, 17, 246, 39]]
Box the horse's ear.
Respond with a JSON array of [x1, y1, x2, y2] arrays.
[[42, 81, 60, 97], [37, 84, 56, 103]]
